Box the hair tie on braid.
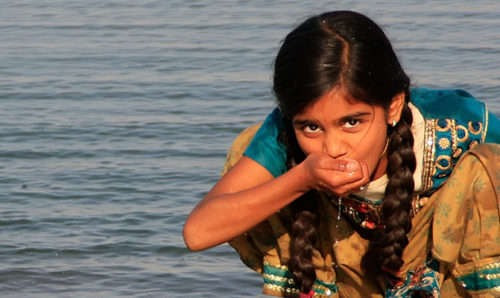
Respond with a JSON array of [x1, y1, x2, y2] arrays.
[[299, 290, 315, 298]]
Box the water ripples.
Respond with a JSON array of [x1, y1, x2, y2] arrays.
[[0, 0, 498, 296]]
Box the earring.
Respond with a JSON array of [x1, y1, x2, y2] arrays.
[[392, 120, 397, 127]]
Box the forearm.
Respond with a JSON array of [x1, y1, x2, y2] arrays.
[[183, 164, 308, 251], [183, 154, 367, 251]]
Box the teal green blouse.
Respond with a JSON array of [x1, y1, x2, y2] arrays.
[[244, 88, 500, 191]]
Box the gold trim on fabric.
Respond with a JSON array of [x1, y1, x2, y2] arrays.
[[450, 120, 458, 153], [410, 195, 429, 217], [263, 273, 294, 284], [479, 273, 500, 280], [262, 262, 337, 297], [469, 140, 479, 150], [452, 147, 463, 159], [438, 137, 451, 150], [263, 283, 335, 297], [468, 121, 482, 135], [435, 155, 452, 171], [314, 286, 334, 295], [264, 283, 300, 295], [482, 105, 489, 143], [456, 125, 469, 143], [422, 119, 437, 191], [435, 119, 451, 132], [476, 261, 500, 271]]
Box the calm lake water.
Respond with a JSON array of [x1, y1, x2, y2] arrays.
[[1, 0, 499, 297]]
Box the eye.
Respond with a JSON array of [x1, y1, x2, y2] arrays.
[[344, 119, 360, 128], [303, 124, 320, 133]]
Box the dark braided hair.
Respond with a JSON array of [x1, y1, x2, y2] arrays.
[[281, 120, 319, 294], [272, 11, 416, 292], [288, 192, 319, 294], [361, 90, 416, 278]]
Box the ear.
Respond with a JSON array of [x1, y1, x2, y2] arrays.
[[387, 92, 405, 125]]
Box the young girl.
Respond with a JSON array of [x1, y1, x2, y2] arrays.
[[184, 11, 500, 297]]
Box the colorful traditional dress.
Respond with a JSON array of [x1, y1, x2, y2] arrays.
[[222, 88, 500, 297]]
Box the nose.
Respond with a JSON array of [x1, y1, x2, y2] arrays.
[[323, 132, 347, 158]]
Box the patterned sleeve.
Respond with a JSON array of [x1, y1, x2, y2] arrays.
[[431, 144, 500, 297]]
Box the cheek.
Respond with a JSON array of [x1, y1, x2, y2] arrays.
[[295, 134, 318, 155], [354, 129, 387, 169]]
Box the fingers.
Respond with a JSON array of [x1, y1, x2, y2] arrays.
[[342, 160, 370, 193], [300, 154, 370, 195], [318, 157, 359, 172], [318, 159, 370, 195]]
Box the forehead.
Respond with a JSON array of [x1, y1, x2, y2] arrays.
[[293, 89, 373, 120]]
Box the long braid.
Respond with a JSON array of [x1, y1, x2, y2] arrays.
[[288, 194, 319, 294], [362, 90, 416, 278], [281, 118, 319, 295]]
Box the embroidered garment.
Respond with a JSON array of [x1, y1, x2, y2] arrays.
[[222, 88, 500, 297], [243, 88, 500, 190]]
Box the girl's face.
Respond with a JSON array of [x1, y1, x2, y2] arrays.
[[292, 88, 401, 181]]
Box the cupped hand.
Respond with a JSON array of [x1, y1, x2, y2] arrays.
[[298, 153, 369, 195]]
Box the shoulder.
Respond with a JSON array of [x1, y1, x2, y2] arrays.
[[410, 87, 500, 144], [410, 87, 485, 121], [410, 88, 500, 192], [222, 123, 262, 176]]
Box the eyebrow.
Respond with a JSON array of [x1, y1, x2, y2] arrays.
[[292, 119, 312, 126], [292, 111, 372, 126], [338, 112, 372, 122]]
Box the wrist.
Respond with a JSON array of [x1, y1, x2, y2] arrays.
[[288, 161, 315, 194]]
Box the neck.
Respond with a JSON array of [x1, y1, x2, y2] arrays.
[[371, 138, 389, 180], [372, 155, 387, 181]]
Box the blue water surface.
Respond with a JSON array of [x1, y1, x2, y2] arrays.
[[0, 0, 499, 297]]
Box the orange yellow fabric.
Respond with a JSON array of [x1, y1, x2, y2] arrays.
[[223, 126, 500, 297]]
